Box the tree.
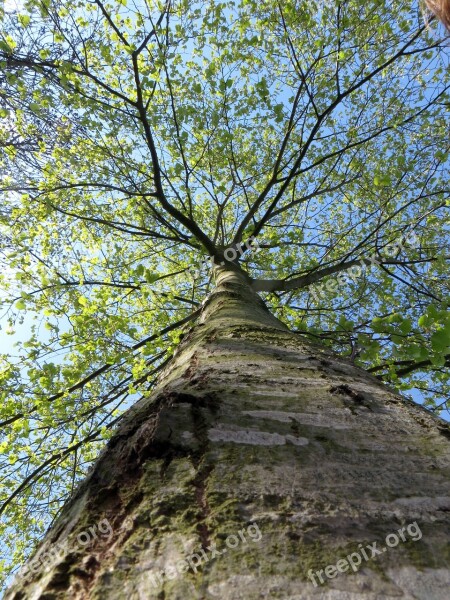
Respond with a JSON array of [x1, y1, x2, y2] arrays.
[[0, 0, 449, 596]]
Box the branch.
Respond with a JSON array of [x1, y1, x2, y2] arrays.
[[234, 23, 429, 242], [0, 424, 114, 517], [251, 258, 362, 292], [0, 308, 201, 429], [368, 354, 450, 378], [130, 51, 217, 255], [251, 252, 443, 293]]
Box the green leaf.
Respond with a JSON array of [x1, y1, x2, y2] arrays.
[[0, 40, 12, 54], [399, 319, 412, 335], [431, 330, 450, 353], [18, 14, 31, 27], [418, 314, 431, 329], [144, 270, 159, 284]]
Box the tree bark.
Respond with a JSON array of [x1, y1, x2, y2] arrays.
[[6, 266, 450, 600]]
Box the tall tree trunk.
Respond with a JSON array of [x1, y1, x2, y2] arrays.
[[6, 267, 450, 599]]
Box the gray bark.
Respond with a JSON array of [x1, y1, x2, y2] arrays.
[[5, 266, 450, 600]]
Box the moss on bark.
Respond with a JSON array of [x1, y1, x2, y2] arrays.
[[6, 267, 450, 599]]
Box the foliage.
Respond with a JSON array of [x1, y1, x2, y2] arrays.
[[0, 0, 449, 585]]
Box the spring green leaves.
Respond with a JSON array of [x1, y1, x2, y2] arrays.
[[134, 264, 160, 284], [419, 306, 450, 360], [0, 0, 449, 588]]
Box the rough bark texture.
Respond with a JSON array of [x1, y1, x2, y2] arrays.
[[5, 267, 450, 599]]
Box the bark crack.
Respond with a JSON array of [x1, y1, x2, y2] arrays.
[[190, 403, 214, 550], [330, 383, 372, 414]]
